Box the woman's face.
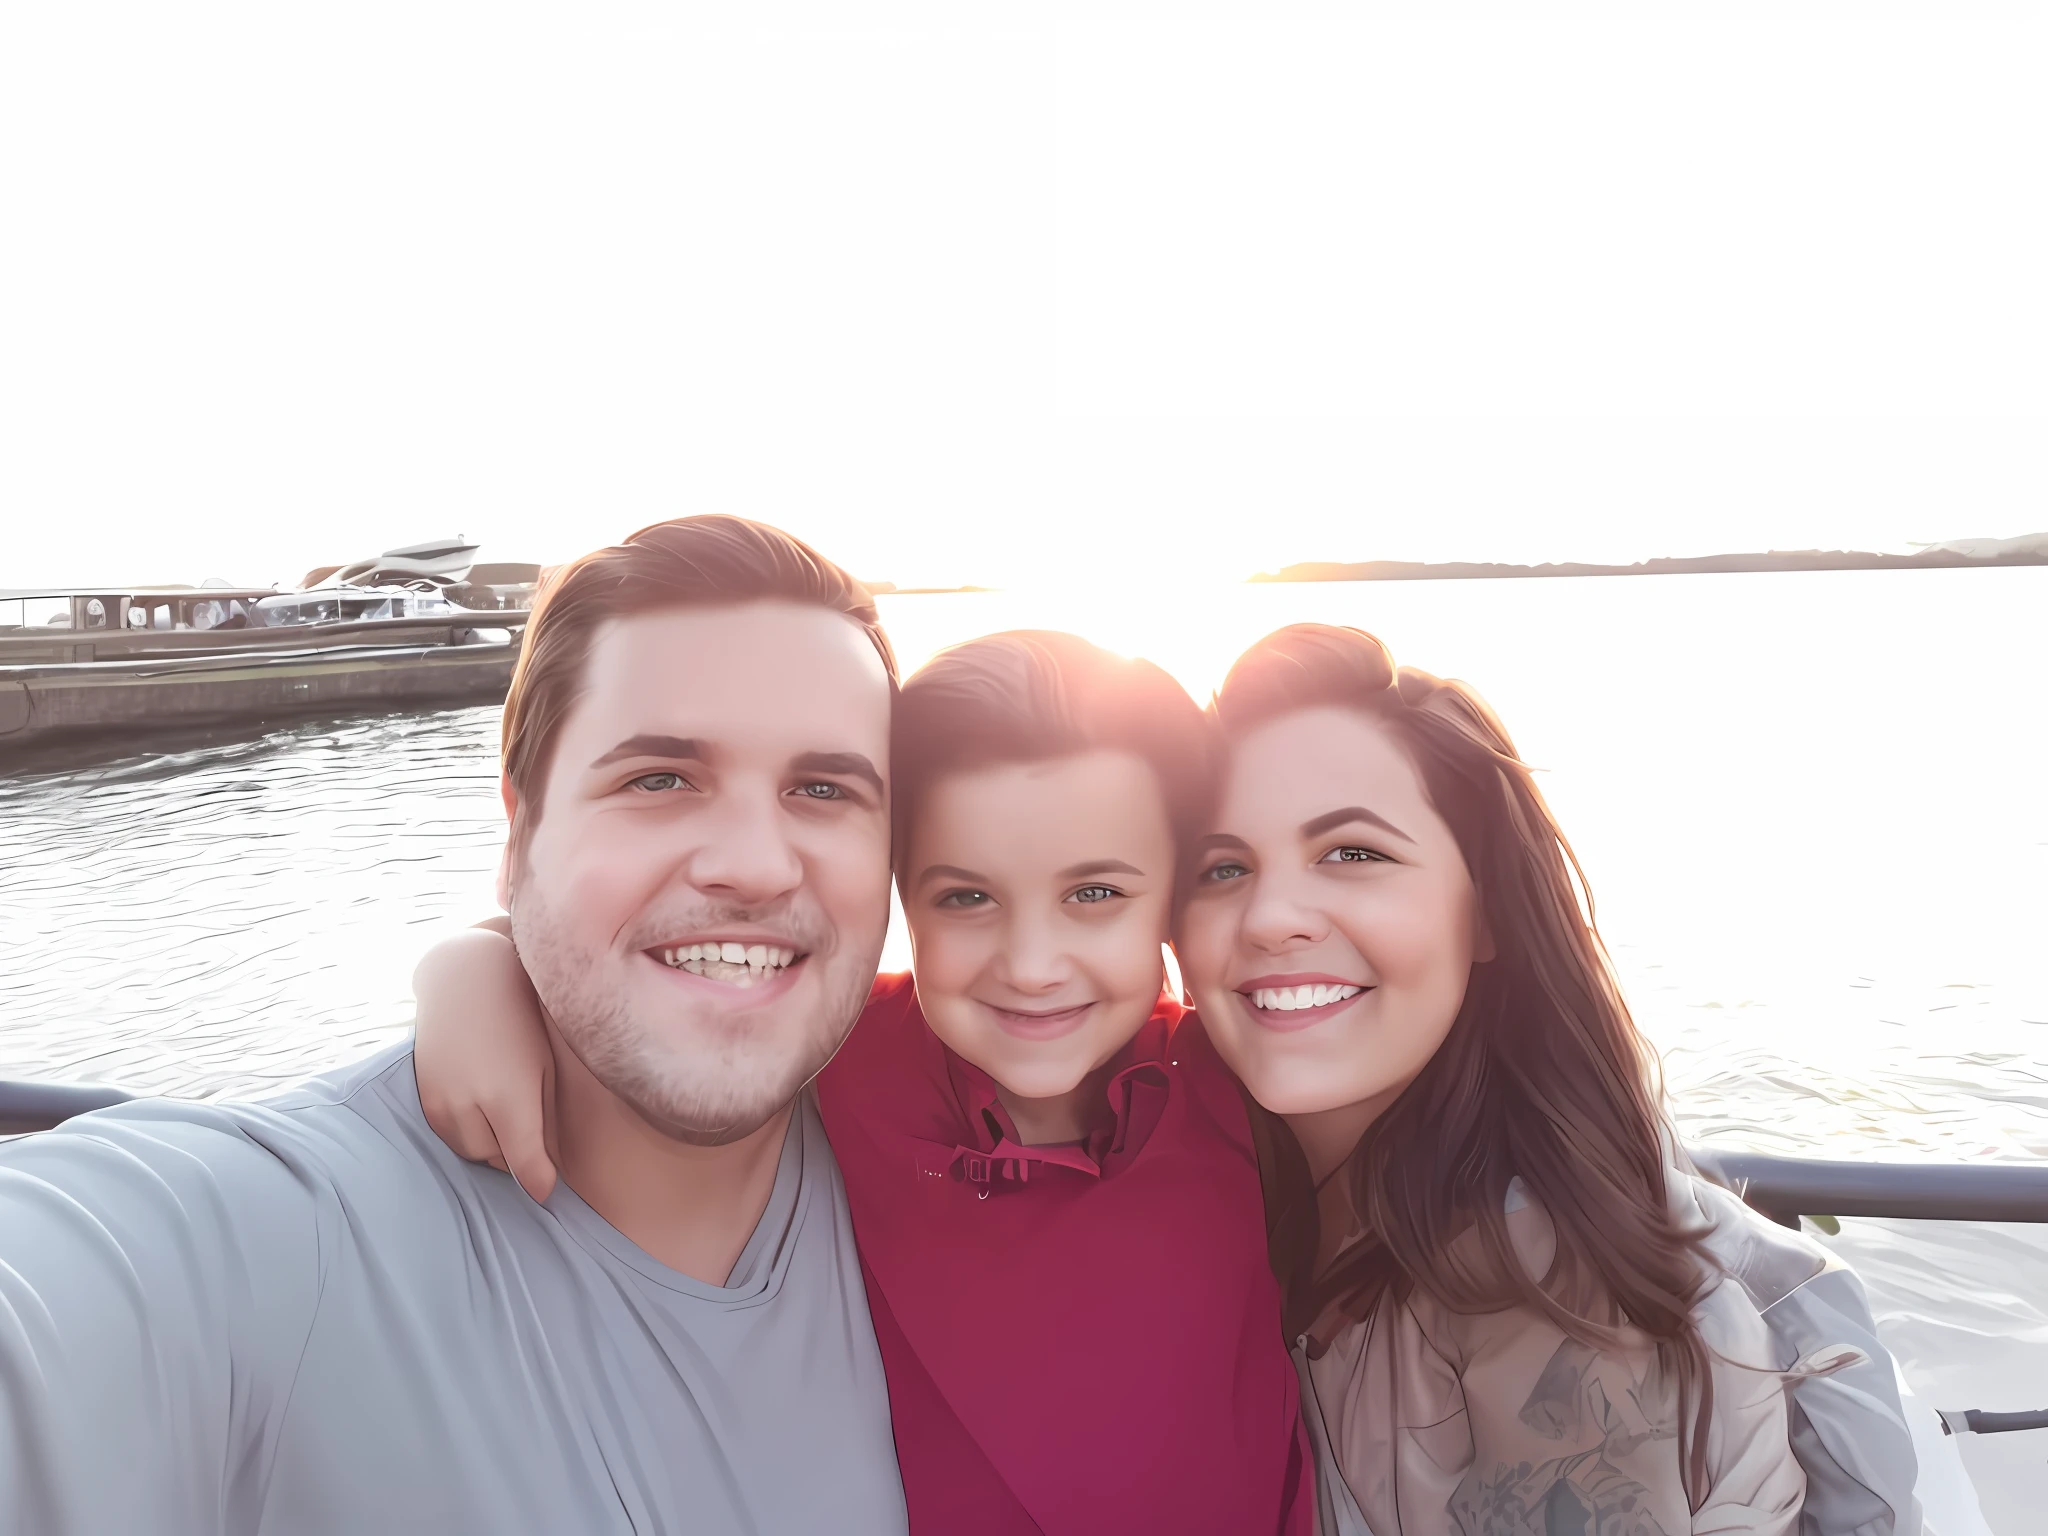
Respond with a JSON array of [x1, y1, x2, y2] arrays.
[[1178, 705, 1487, 1124], [903, 749, 1175, 1107]]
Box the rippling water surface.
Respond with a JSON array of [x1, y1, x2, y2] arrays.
[[3, 568, 2044, 1529]]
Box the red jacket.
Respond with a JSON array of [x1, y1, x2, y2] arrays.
[[817, 973, 1314, 1535]]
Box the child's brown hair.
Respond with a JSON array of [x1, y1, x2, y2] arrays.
[[889, 630, 1213, 871]]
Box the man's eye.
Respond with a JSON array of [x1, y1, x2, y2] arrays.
[[792, 782, 846, 801], [1201, 861, 1251, 883], [627, 771, 690, 793], [1068, 884, 1121, 904], [935, 889, 992, 910], [1319, 845, 1389, 865]]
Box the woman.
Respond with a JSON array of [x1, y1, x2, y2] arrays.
[[1178, 623, 1915, 1536]]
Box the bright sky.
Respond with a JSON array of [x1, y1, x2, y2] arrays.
[[2, 2, 2043, 593]]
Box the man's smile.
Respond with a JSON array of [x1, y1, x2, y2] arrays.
[[647, 940, 808, 990]]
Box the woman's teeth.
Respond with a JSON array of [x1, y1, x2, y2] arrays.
[[660, 942, 798, 987], [1249, 983, 1364, 1012]]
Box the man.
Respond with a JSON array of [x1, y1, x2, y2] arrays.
[[0, 517, 909, 1534]]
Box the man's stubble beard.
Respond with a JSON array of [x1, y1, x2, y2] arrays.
[[510, 884, 880, 1147]]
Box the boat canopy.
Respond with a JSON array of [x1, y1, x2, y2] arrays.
[[328, 537, 481, 589]]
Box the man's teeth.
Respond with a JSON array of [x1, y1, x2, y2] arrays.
[[659, 942, 799, 987], [1249, 983, 1364, 1012]]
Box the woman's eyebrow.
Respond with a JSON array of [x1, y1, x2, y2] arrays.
[[1299, 805, 1416, 845], [916, 863, 990, 888], [1055, 859, 1144, 880], [1196, 832, 1251, 851]]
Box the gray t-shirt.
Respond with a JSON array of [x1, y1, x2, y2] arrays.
[[0, 1041, 907, 1536]]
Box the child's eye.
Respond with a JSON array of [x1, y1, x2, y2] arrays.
[[1067, 884, 1121, 905], [627, 771, 692, 793], [1200, 860, 1251, 883], [791, 782, 846, 801], [1318, 845, 1389, 865], [935, 889, 993, 910]]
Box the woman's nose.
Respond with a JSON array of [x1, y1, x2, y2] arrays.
[[1239, 873, 1328, 953]]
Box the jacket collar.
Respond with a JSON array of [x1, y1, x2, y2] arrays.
[[917, 997, 1180, 1191]]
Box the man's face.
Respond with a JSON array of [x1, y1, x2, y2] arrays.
[[505, 601, 893, 1145]]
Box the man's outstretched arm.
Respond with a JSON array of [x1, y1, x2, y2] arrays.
[[0, 1105, 322, 1534]]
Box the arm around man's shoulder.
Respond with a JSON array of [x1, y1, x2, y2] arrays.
[[0, 1097, 329, 1534]]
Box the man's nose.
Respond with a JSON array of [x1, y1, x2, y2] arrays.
[[683, 790, 804, 907]]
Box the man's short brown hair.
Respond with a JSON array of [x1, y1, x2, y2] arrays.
[[500, 516, 896, 830]]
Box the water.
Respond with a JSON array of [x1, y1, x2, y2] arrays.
[[3, 567, 2044, 1528]]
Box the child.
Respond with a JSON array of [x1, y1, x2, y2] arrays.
[[413, 630, 1314, 1535]]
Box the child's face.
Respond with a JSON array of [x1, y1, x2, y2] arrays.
[[902, 749, 1175, 1110]]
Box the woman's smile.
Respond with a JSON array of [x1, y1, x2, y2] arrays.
[[1234, 971, 1372, 1031]]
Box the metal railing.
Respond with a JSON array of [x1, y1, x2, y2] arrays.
[[8, 1079, 2047, 1217], [1688, 1147, 2048, 1227], [0, 1079, 135, 1136], [5, 1079, 2044, 1433]]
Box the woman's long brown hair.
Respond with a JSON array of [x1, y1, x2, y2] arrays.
[[1215, 624, 1715, 1503]]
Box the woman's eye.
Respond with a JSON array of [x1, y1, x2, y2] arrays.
[[1319, 845, 1389, 865], [627, 771, 690, 793], [935, 889, 992, 910], [792, 782, 846, 801], [1068, 884, 1121, 904], [1200, 861, 1251, 884]]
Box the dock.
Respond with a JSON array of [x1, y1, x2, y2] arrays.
[[1, 586, 527, 751]]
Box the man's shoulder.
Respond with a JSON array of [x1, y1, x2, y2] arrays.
[[1, 1039, 440, 1220], [256, 1035, 425, 1124]]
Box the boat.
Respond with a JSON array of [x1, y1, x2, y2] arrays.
[[1, 585, 283, 654], [0, 581, 528, 751], [326, 536, 482, 588], [254, 583, 458, 627], [293, 544, 538, 615]]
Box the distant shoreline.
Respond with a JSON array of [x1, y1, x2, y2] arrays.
[[1249, 548, 2048, 583]]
